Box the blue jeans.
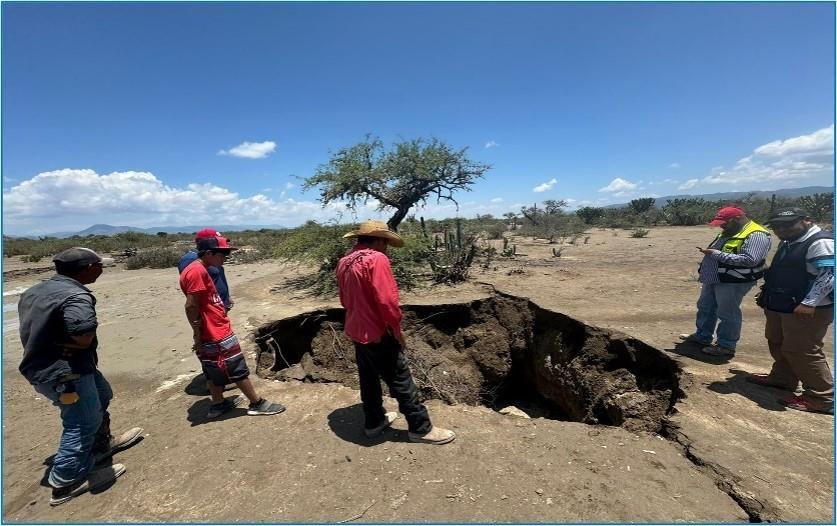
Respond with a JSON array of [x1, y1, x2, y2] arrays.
[[33, 370, 112, 488], [695, 281, 755, 350]]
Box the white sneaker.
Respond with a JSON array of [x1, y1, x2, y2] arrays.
[[679, 333, 712, 345], [408, 426, 456, 445]]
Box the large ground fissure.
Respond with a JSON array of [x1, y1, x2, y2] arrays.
[[254, 294, 683, 433]]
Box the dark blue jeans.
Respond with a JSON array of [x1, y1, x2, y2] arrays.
[[33, 370, 112, 488], [354, 334, 432, 434]]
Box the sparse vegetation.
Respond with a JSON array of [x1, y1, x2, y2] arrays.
[[125, 247, 183, 270]]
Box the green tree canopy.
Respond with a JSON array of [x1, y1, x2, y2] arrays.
[[575, 206, 605, 225], [304, 136, 491, 231], [629, 197, 656, 214]]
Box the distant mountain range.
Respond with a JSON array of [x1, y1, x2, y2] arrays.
[[11, 224, 288, 239], [607, 185, 833, 209]]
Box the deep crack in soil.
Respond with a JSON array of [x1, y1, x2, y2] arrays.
[[254, 293, 683, 433], [254, 293, 772, 521]]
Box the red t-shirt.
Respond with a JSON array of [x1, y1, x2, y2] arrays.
[[179, 260, 233, 343]]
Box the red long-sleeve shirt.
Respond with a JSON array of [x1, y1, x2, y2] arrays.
[[336, 244, 403, 344]]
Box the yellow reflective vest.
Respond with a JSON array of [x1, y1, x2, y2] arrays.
[[711, 220, 770, 283]]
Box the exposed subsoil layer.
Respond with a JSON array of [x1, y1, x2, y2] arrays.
[[255, 293, 683, 433]]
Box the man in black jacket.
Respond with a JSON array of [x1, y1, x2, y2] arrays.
[[750, 208, 834, 414], [18, 247, 142, 505]]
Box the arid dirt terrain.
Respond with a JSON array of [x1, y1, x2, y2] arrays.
[[2, 226, 833, 522]]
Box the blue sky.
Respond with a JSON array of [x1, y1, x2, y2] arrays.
[[2, 1, 834, 235]]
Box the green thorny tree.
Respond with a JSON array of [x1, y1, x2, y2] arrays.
[[304, 136, 491, 231]]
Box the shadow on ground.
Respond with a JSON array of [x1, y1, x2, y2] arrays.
[[186, 396, 248, 426], [706, 368, 793, 412], [327, 404, 409, 447], [183, 373, 237, 397], [667, 342, 734, 365]]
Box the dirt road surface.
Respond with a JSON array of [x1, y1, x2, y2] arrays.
[[2, 226, 832, 522]]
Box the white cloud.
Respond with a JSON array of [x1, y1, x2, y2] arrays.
[[669, 163, 680, 169], [701, 125, 833, 186], [217, 140, 277, 159], [285, 181, 296, 190], [678, 179, 699, 190], [490, 197, 504, 203], [485, 140, 499, 149], [2, 168, 334, 235], [754, 125, 833, 157], [3, 168, 532, 235], [598, 177, 638, 193], [533, 178, 557, 193]]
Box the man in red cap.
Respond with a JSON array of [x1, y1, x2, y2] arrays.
[[680, 206, 771, 358], [180, 234, 285, 418], [178, 228, 232, 312]]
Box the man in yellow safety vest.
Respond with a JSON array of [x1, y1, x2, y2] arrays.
[[680, 206, 771, 359]]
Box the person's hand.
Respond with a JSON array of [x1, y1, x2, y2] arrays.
[[395, 332, 406, 349], [697, 247, 719, 256], [793, 304, 816, 319], [192, 339, 201, 353]]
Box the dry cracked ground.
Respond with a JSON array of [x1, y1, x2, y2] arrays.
[[2, 226, 833, 523]]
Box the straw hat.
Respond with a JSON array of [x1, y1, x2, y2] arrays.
[[343, 220, 404, 248]]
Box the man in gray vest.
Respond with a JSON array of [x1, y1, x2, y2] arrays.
[[750, 208, 834, 414], [18, 248, 142, 505]]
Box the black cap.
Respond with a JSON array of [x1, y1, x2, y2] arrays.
[[52, 247, 103, 272], [766, 207, 809, 226]]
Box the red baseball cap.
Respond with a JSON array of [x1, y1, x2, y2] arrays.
[[709, 206, 745, 226], [196, 235, 237, 252], [195, 228, 221, 241]]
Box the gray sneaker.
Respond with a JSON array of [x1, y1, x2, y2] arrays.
[[206, 395, 245, 419], [247, 398, 286, 416], [50, 463, 126, 506], [364, 412, 399, 438], [93, 427, 143, 463]]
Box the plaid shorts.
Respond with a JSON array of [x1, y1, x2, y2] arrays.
[[198, 334, 250, 386]]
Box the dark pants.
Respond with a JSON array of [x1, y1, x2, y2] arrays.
[[354, 334, 432, 434], [764, 306, 834, 407]]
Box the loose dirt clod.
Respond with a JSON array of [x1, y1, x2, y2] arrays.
[[255, 294, 683, 433]]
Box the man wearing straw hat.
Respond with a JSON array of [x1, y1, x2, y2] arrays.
[[337, 220, 456, 445]]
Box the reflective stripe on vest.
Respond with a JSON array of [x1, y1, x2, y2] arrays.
[[713, 220, 770, 283]]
